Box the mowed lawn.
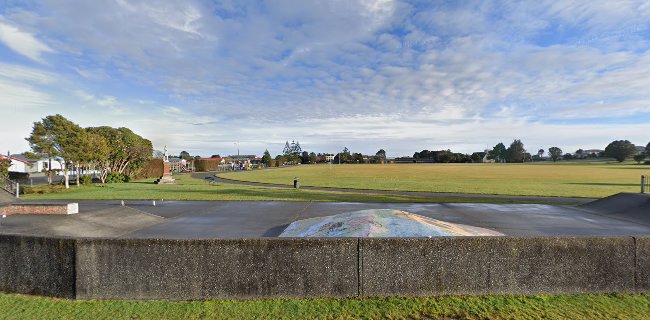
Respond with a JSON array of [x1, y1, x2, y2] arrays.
[[220, 162, 650, 198], [21, 174, 542, 204], [2, 293, 649, 320]]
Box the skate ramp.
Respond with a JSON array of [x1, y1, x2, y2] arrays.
[[280, 209, 504, 237], [580, 193, 650, 226]]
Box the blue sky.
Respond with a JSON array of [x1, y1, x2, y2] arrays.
[[1, 0, 649, 157]]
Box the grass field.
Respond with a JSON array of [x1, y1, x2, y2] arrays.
[[2, 293, 649, 320], [220, 162, 650, 198], [22, 174, 547, 204]]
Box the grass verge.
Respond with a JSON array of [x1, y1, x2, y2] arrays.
[[21, 174, 576, 204], [1, 293, 648, 320]]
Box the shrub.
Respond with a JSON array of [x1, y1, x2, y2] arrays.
[[80, 175, 93, 185], [137, 159, 164, 179], [8, 171, 30, 183], [106, 173, 130, 183]]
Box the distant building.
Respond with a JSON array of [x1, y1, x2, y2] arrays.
[[324, 154, 335, 162], [1, 154, 65, 173], [582, 149, 604, 157]]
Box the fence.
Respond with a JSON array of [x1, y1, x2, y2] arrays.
[[642, 175, 650, 194], [0, 176, 19, 198]]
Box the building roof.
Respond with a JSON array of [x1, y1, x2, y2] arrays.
[[0, 155, 30, 164]]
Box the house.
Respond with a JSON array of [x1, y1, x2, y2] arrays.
[[0, 155, 30, 173], [9, 154, 65, 173]]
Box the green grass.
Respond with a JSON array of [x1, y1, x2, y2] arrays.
[[220, 163, 650, 198], [21, 174, 553, 204], [1, 293, 648, 319]]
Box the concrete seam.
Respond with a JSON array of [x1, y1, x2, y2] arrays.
[[124, 205, 166, 219], [72, 238, 78, 299], [633, 236, 637, 293], [357, 238, 363, 297]]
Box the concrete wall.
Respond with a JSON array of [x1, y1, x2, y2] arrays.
[[75, 238, 358, 300], [0, 235, 75, 298], [0, 235, 647, 300], [361, 237, 636, 296]]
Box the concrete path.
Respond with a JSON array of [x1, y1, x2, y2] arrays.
[[193, 172, 596, 205], [0, 189, 16, 204], [1, 200, 648, 239]]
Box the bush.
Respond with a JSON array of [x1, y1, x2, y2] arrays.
[[106, 173, 130, 183], [8, 171, 30, 183], [137, 159, 164, 179], [80, 175, 93, 185], [644, 160, 650, 165]]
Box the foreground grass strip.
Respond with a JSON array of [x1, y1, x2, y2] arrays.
[[220, 162, 649, 198], [1, 293, 649, 320], [22, 174, 574, 204]]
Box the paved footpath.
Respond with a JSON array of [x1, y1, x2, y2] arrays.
[[193, 172, 596, 205], [0, 189, 16, 203]]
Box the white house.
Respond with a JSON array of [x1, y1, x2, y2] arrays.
[[4, 154, 65, 173], [0, 155, 30, 172]]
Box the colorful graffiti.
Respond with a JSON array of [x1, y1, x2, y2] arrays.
[[280, 209, 504, 237]]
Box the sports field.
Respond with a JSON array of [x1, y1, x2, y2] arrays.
[[220, 162, 649, 198]]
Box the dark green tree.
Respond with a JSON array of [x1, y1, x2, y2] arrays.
[[309, 152, 317, 163], [633, 154, 646, 164], [490, 143, 507, 163], [375, 149, 386, 162], [180, 151, 191, 160], [604, 140, 637, 162], [262, 149, 272, 166], [548, 147, 563, 162], [301, 151, 310, 164], [506, 139, 526, 163], [26, 114, 86, 189]]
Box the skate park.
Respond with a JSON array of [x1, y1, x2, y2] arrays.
[[0, 190, 649, 300]]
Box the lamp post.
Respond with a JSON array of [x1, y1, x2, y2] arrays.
[[234, 142, 239, 157]]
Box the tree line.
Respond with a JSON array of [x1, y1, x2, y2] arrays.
[[26, 114, 152, 188]]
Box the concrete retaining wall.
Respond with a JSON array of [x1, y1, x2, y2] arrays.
[[0, 235, 75, 298], [0, 235, 647, 300], [75, 238, 358, 300]]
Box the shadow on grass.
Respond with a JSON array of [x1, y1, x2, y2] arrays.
[[566, 182, 639, 187]]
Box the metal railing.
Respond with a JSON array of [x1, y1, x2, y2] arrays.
[[0, 176, 19, 198], [642, 175, 649, 194]]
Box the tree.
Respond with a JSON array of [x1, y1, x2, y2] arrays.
[[26, 115, 86, 189], [261, 149, 272, 167], [537, 149, 544, 158], [489, 143, 507, 163], [375, 149, 386, 163], [633, 154, 646, 164], [309, 152, 317, 164], [210, 154, 221, 158], [283, 141, 291, 156], [506, 139, 526, 163], [25, 118, 59, 185], [300, 151, 310, 164], [604, 140, 637, 162], [575, 149, 584, 159], [180, 151, 191, 161], [646, 142, 650, 158], [0, 158, 10, 180], [87, 126, 153, 182], [548, 147, 563, 162], [334, 147, 351, 164]]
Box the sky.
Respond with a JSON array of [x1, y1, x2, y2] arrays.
[[1, 0, 649, 157]]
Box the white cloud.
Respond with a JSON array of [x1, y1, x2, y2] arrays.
[[0, 21, 53, 63]]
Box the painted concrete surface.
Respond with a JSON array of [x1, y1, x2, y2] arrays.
[[280, 209, 505, 237], [0, 199, 648, 238]]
